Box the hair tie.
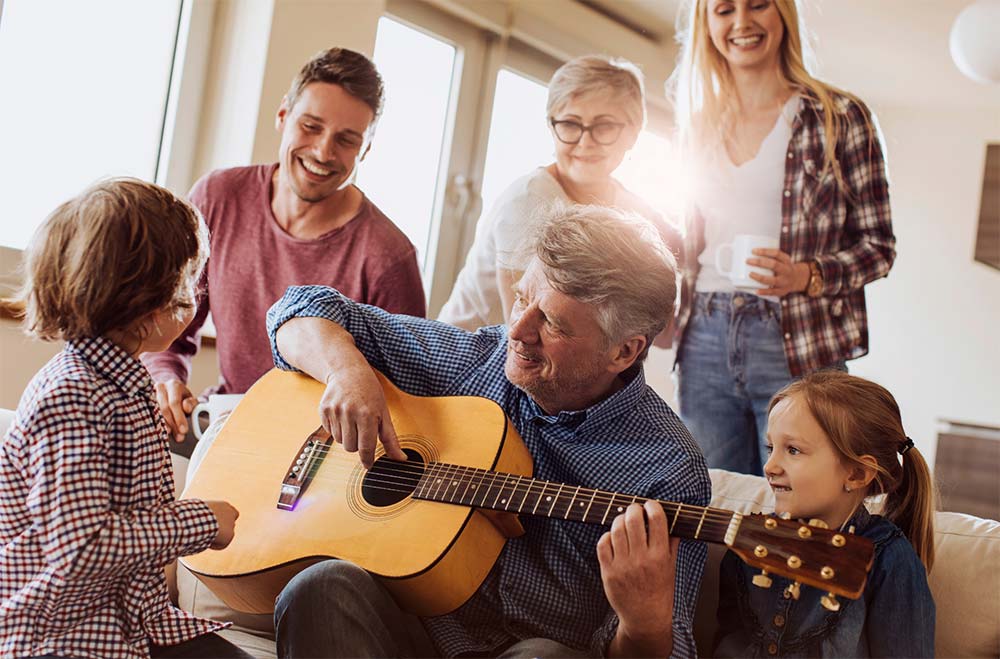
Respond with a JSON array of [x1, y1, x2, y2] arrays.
[[899, 437, 915, 455]]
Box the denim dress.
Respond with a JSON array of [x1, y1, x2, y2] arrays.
[[714, 508, 935, 657]]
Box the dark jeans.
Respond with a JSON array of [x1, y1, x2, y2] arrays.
[[275, 560, 592, 658], [32, 633, 254, 659], [151, 633, 257, 658]]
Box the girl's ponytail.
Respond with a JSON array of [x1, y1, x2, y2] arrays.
[[885, 443, 936, 571]]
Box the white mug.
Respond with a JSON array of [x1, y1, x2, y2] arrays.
[[191, 393, 244, 439], [715, 234, 780, 290]]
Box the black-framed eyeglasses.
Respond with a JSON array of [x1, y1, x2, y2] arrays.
[[549, 117, 626, 145]]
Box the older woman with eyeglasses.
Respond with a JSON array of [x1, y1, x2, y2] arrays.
[[439, 55, 679, 330]]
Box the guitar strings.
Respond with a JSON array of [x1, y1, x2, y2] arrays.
[[279, 469, 736, 532], [303, 444, 733, 519], [233, 447, 738, 527], [221, 442, 738, 524]]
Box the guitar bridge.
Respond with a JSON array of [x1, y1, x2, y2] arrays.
[[277, 425, 333, 511]]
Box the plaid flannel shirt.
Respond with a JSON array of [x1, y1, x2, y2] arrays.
[[675, 94, 896, 376], [268, 285, 711, 658], [0, 337, 225, 659]]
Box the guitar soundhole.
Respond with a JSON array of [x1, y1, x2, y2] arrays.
[[361, 448, 425, 507]]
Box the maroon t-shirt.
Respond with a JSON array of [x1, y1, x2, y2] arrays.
[[142, 164, 426, 394]]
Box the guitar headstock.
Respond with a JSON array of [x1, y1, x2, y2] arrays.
[[729, 513, 875, 600]]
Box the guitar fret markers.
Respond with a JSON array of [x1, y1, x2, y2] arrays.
[[413, 462, 735, 545]]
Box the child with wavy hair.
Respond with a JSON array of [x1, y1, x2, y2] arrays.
[[714, 370, 936, 657], [0, 179, 250, 658]]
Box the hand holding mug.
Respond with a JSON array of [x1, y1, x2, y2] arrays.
[[746, 248, 811, 297], [714, 234, 779, 290]]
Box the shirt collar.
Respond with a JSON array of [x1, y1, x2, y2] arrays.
[[523, 366, 647, 434], [66, 336, 153, 397]]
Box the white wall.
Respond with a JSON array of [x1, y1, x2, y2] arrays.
[[798, 0, 1000, 466], [851, 108, 1000, 467]]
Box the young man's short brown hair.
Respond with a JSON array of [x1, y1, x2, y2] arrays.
[[17, 178, 208, 342], [286, 47, 385, 122]]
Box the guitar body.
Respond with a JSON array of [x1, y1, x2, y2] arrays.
[[180, 368, 533, 616]]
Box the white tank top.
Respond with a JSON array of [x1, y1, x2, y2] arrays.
[[693, 96, 798, 293]]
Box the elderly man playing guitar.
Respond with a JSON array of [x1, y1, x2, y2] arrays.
[[265, 204, 710, 658]]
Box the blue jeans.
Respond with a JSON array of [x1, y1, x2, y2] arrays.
[[677, 292, 795, 476]]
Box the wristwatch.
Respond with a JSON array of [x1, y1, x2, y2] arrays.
[[806, 261, 824, 297]]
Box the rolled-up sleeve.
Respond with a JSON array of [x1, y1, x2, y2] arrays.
[[267, 285, 503, 396]]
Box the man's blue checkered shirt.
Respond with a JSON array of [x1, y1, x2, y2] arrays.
[[267, 285, 710, 658]]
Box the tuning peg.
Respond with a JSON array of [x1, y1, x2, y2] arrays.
[[752, 570, 773, 589], [820, 593, 841, 611], [808, 518, 829, 529], [784, 581, 801, 600]]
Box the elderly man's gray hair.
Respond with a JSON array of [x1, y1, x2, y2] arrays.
[[533, 203, 678, 363]]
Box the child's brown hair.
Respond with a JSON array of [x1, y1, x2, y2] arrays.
[[15, 177, 208, 343], [770, 370, 936, 571]]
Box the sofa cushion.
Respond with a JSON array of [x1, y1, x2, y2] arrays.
[[176, 562, 277, 653], [930, 511, 1000, 658]]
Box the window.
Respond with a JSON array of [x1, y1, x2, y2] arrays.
[[479, 69, 553, 218], [356, 16, 458, 270], [0, 0, 183, 249]]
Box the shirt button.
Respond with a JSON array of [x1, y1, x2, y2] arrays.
[[773, 614, 785, 627], [768, 642, 779, 655], [783, 189, 791, 197], [781, 226, 789, 233], [784, 332, 791, 340], [787, 151, 793, 159]]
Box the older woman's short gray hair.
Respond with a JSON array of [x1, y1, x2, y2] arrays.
[[547, 55, 646, 128], [533, 203, 677, 362]]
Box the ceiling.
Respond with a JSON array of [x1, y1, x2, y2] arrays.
[[580, 0, 682, 42], [579, 0, 1000, 110]]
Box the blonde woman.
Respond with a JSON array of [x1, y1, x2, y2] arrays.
[[669, 0, 896, 475], [439, 55, 680, 330]]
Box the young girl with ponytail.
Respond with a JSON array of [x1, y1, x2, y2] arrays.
[[714, 370, 936, 657]]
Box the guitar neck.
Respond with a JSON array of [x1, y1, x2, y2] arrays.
[[415, 462, 739, 545]]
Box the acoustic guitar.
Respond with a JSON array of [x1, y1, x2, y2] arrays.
[[180, 368, 874, 617]]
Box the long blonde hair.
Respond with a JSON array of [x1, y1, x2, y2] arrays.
[[771, 371, 937, 571], [670, 0, 867, 191]]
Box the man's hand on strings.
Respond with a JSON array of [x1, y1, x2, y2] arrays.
[[319, 360, 407, 469]]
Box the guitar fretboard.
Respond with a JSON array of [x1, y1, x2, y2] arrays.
[[414, 462, 736, 544]]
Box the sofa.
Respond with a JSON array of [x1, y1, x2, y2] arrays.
[[1, 409, 996, 657]]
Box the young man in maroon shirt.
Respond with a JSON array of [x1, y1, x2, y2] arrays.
[[143, 48, 426, 442]]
